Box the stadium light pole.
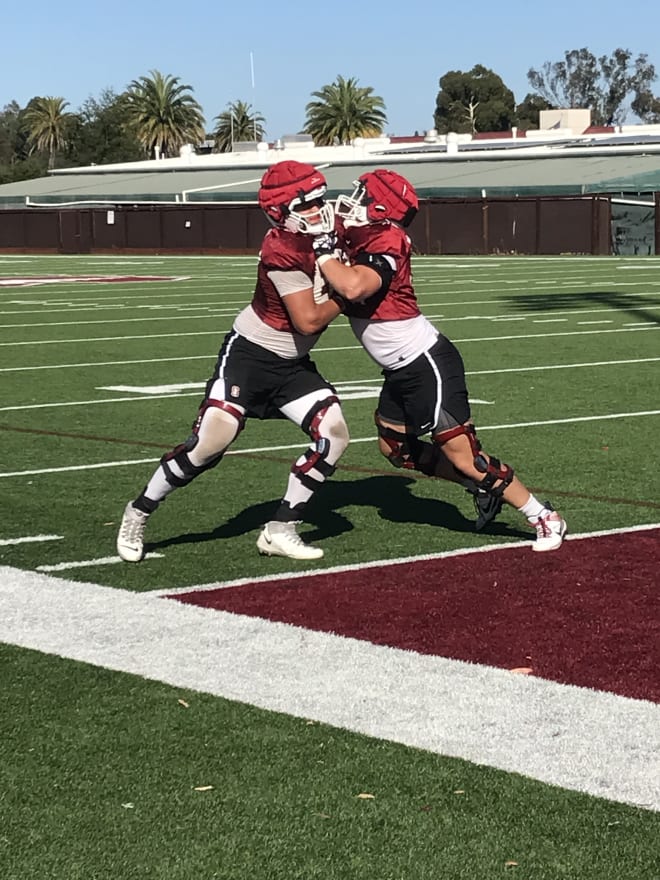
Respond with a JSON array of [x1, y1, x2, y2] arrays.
[[250, 51, 257, 143], [226, 102, 234, 152]]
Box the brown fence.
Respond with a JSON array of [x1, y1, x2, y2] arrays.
[[0, 196, 615, 255], [415, 196, 612, 255]]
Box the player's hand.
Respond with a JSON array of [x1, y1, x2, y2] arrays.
[[312, 230, 338, 260]]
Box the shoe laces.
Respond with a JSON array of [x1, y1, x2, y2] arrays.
[[534, 511, 557, 538], [269, 521, 305, 545], [121, 509, 147, 543]]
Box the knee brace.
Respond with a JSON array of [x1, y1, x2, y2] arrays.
[[293, 395, 349, 489], [160, 399, 245, 488], [376, 422, 440, 474], [433, 423, 514, 498]]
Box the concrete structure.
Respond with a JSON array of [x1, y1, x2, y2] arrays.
[[2, 122, 660, 209]]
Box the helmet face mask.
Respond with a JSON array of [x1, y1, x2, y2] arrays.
[[259, 161, 335, 234], [334, 181, 369, 227], [336, 169, 419, 228], [284, 188, 335, 235]]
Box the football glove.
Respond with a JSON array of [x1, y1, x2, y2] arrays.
[[312, 230, 338, 260]]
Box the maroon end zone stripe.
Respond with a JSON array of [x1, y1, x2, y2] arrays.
[[170, 530, 660, 703], [0, 274, 181, 287]]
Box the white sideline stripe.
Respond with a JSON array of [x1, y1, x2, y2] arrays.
[[0, 564, 657, 811], [153, 522, 660, 597], [36, 552, 164, 572], [0, 534, 63, 547], [2, 409, 660, 479]]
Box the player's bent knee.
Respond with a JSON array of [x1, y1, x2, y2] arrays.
[[433, 422, 514, 496], [302, 397, 349, 464], [188, 404, 243, 468], [376, 422, 425, 470], [324, 406, 350, 457]]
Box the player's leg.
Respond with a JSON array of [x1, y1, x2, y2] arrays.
[[117, 331, 249, 563], [257, 367, 350, 560], [373, 340, 502, 530], [435, 422, 566, 550], [379, 336, 566, 548], [116, 400, 245, 562], [424, 338, 565, 546]]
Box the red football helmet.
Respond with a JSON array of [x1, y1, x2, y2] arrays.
[[335, 168, 419, 228], [258, 160, 334, 234]]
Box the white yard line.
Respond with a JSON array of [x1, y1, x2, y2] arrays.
[[1, 409, 660, 478], [0, 551, 657, 811], [0, 534, 63, 547], [1, 320, 658, 349], [36, 552, 164, 572], [2, 353, 660, 379]]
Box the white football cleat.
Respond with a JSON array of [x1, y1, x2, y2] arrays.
[[532, 505, 567, 552], [257, 521, 323, 560], [117, 502, 149, 562]]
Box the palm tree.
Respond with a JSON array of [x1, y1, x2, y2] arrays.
[[304, 76, 387, 146], [22, 97, 75, 169], [212, 100, 265, 152], [125, 70, 205, 158]]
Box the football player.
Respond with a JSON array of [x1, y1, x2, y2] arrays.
[[117, 160, 349, 563], [312, 168, 567, 551]]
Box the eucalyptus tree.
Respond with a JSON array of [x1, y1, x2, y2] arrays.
[[125, 70, 205, 157], [22, 96, 76, 169], [527, 48, 656, 125], [304, 75, 387, 145], [212, 100, 265, 152]]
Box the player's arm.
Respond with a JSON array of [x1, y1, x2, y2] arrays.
[[283, 286, 344, 334], [268, 268, 344, 335], [314, 235, 394, 303]]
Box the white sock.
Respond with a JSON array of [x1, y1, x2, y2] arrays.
[[518, 494, 549, 523]]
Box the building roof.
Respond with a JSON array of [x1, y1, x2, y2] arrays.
[[3, 127, 660, 208]]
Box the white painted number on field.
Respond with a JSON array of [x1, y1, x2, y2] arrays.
[[98, 383, 493, 404]]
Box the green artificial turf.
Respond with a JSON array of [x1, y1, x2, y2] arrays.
[[1, 643, 658, 880]]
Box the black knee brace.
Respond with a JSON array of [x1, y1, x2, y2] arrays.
[[377, 422, 441, 474], [160, 434, 224, 489], [293, 395, 340, 490], [433, 423, 514, 497]]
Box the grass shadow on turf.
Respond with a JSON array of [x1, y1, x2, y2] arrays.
[[503, 289, 660, 325], [147, 474, 529, 553]]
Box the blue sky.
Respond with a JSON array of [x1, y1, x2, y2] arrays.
[[4, 0, 659, 138]]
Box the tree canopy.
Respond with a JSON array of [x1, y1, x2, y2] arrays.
[[212, 101, 265, 152], [303, 75, 387, 146], [125, 70, 205, 158], [434, 65, 515, 134], [515, 93, 553, 131], [68, 89, 143, 167], [527, 48, 656, 125], [22, 96, 76, 169], [2, 49, 660, 185]]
